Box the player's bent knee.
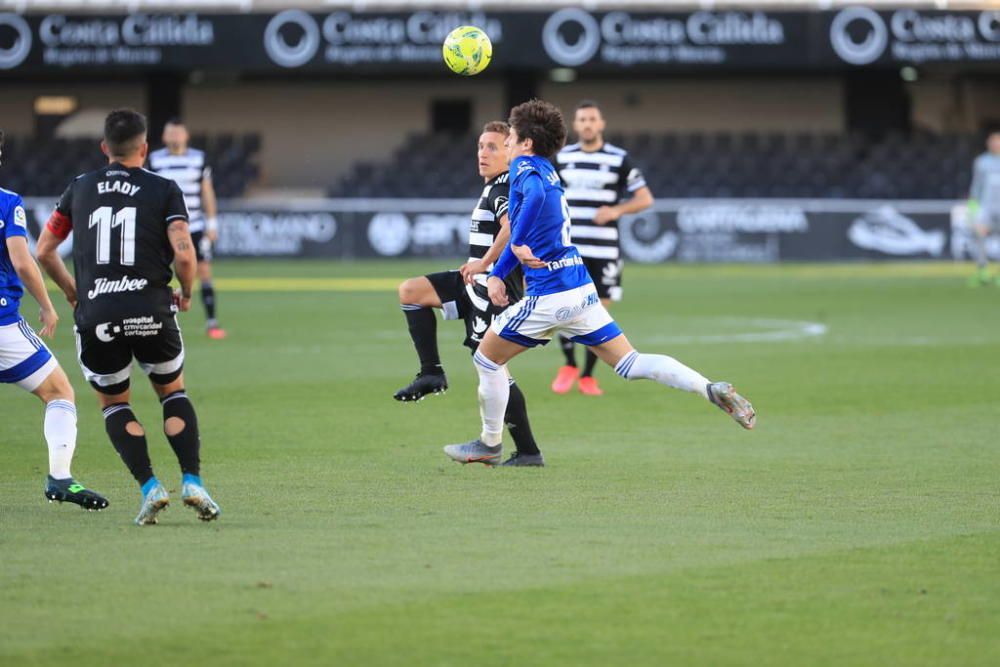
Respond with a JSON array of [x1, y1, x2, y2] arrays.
[[93, 379, 131, 396], [149, 368, 183, 387], [33, 367, 74, 403]]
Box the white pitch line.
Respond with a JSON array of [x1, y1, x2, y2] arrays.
[[643, 318, 828, 345]]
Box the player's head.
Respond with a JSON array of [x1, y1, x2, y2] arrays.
[[102, 109, 148, 163], [478, 121, 509, 180], [988, 129, 1000, 155], [506, 99, 567, 160], [163, 117, 190, 154], [573, 100, 605, 145]]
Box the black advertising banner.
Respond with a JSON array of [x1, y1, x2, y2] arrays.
[[1, 8, 999, 74], [22, 197, 991, 263]]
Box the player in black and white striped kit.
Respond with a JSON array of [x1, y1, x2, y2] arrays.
[[149, 119, 225, 339], [394, 121, 543, 466], [551, 101, 654, 397]]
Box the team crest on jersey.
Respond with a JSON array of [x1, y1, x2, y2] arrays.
[[13, 206, 26, 228]]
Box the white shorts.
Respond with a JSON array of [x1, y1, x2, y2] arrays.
[[0, 318, 58, 391], [491, 284, 623, 348]]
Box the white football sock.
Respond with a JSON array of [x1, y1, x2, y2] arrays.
[[44, 399, 77, 479], [473, 350, 508, 447], [614, 350, 711, 399]]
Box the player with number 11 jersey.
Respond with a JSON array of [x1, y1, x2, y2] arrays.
[[39, 109, 221, 526]]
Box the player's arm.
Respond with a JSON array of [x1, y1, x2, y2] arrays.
[[595, 161, 654, 225], [7, 234, 60, 337], [201, 168, 219, 242], [967, 158, 983, 226], [36, 211, 77, 310], [460, 213, 511, 285], [168, 219, 196, 312]]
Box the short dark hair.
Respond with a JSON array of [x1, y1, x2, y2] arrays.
[[104, 109, 147, 157], [508, 99, 566, 158], [576, 100, 601, 112], [164, 116, 185, 128], [482, 121, 509, 136]]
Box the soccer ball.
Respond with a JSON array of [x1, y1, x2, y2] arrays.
[[442, 26, 492, 76]]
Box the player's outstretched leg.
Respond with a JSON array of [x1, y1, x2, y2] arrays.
[[160, 390, 220, 522], [395, 277, 448, 401], [596, 337, 756, 430], [30, 366, 109, 510]]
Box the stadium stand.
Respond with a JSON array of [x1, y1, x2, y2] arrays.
[[2, 133, 261, 197], [329, 131, 981, 200]]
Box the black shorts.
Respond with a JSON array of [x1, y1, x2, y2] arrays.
[[191, 230, 213, 262], [74, 314, 184, 394], [426, 270, 504, 352], [583, 257, 624, 302]]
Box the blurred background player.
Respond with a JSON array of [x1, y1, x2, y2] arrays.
[[37, 110, 220, 525], [0, 129, 108, 510], [149, 118, 226, 338], [395, 121, 543, 466], [966, 129, 1000, 287], [551, 101, 654, 396]]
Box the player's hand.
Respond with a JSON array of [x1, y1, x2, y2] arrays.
[[63, 289, 77, 310], [487, 276, 508, 307], [205, 229, 219, 243], [512, 244, 546, 269], [173, 289, 192, 312], [460, 259, 488, 285], [38, 307, 58, 338], [593, 206, 620, 226], [973, 223, 990, 239]]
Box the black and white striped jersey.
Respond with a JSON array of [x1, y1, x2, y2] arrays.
[[555, 142, 647, 261], [469, 171, 509, 262], [468, 171, 521, 303], [148, 147, 210, 233]]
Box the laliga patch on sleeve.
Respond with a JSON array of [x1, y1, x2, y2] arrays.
[[14, 206, 27, 228]]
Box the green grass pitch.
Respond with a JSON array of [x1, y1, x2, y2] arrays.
[[1, 260, 998, 666]]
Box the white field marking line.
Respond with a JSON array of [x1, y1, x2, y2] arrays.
[[642, 318, 828, 345]]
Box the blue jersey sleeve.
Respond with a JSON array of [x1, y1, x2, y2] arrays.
[[489, 245, 519, 281], [1, 194, 28, 240], [511, 172, 546, 246]]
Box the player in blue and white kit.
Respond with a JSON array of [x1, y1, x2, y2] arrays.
[[443, 101, 755, 465], [0, 131, 108, 509]]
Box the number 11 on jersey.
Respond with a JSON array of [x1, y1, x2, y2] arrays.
[[89, 206, 137, 266]]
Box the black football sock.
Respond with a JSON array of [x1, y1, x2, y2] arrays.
[[581, 349, 600, 379], [201, 281, 217, 322], [161, 391, 201, 476], [103, 403, 154, 487], [559, 334, 577, 367], [402, 305, 443, 375], [505, 380, 540, 456]]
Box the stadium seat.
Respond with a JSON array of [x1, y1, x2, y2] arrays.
[[328, 130, 978, 200]]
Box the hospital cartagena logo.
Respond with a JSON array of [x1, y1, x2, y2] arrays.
[[0, 14, 32, 69]]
